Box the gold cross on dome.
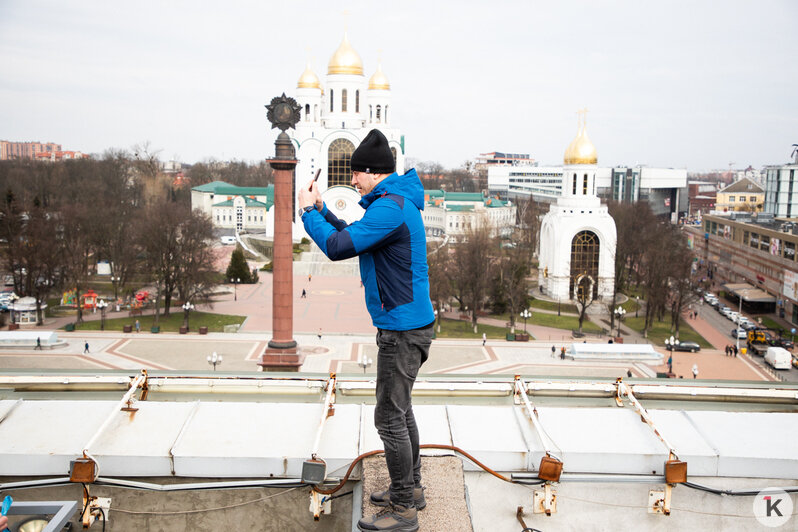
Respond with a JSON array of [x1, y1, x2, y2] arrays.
[[343, 9, 350, 32], [577, 107, 589, 128]]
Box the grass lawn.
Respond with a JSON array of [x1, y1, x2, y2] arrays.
[[435, 318, 508, 339], [479, 311, 603, 334], [623, 316, 712, 348], [528, 297, 578, 314], [67, 311, 246, 333], [755, 316, 788, 333], [620, 298, 641, 314]]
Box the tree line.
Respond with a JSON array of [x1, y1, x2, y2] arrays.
[[427, 196, 697, 339], [0, 151, 243, 325]]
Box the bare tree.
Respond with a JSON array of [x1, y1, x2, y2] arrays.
[[490, 241, 529, 331], [426, 240, 452, 330], [451, 222, 493, 331]]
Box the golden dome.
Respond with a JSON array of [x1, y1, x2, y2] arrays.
[[563, 124, 597, 165], [297, 63, 321, 89], [368, 63, 390, 90], [327, 33, 363, 75]]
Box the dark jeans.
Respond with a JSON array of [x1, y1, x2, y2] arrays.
[[374, 325, 433, 508]]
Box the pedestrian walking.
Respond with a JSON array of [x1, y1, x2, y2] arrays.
[[725, 345, 729, 357], [35, 337, 42, 350], [667, 354, 673, 374], [308, 273, 312, 283], [482, 333, 486, 346], [135, 319, 140, 333], [300, 129, 434, 532], [560, 346, 566, 360], [317, 327, 322, 340], [83, 341, 89, 354], [551, 345, 556, 358], [692, 363, 699, 379], [301, 289, 307, 298], [733, 345, 738, 357]]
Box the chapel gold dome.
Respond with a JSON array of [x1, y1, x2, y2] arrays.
[[563, 125, 598, 165], [297, 63, 321, 89], [328, 33, 364, 75], [368, 63, 390, 90]]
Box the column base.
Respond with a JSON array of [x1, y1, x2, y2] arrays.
[[259, 342, 304, 372]]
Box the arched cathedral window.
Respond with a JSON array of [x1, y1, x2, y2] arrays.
[[305, 104, 310, 121], [572, 173, 577, 195], [327, 138, 356, 188], [583, 174, 588, 195], [330, 89, 334, 112], [356, 90, 360, 113], [376, 105, 382, 123], [342, 89, 348, 112], [569, 230, 600, 300]]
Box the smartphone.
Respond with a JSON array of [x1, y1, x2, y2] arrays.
[[309, 168, 321, 190]]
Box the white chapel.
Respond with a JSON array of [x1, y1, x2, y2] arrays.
[[537, 114, 616, 303], [290, 33, 404, 237]]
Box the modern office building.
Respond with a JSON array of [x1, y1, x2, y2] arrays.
[[684, 213, 798, 324], [488, 162, 687, 220], [764, 162, 798, 218]]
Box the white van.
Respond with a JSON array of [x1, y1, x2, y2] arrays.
[[220, 236, 236, 245], [764, 347, 792, 370]]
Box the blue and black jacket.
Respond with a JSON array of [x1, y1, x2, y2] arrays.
[[302, 169, 435, 331]]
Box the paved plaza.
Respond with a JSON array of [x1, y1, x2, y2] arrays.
[[0, 273, 779, 382], [2, 238, 791, 383]]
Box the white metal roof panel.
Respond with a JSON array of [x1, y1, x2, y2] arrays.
[[0, 400, 117, 476], [171, 402, 361, 478], [447, 405, 532, 471], [647, 410, 719, 476], [685, 411, 798, 479], [89, 401, 199, 477], [535, 407, 668, 475]]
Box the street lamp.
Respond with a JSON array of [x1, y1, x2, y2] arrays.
[[231, 278, 241, 301], [557, 298, 561, 316], [207, 351, 223, 371], [182, 301, 194, 331], [635, 296, 639, 318], [520, 308, 531, 333], [97, 299, 108, 331], [614, 306, 627, 337], [357, 352, 373, 374], [110, 276, 121, 302]]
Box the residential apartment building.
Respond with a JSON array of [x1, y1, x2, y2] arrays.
[[1, 140, 61, 160]]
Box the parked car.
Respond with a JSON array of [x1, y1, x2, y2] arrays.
[[666, 341, 701, 353], [774, 337, 794, 350], [764, 347, 792, 370], [731, 328, 747, 339], [727, 311, 740, 322], [739, 321, 758, 331]]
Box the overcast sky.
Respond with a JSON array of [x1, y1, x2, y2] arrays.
[[1, 0, 797, 171]]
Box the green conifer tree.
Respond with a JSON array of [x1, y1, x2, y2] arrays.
[[225, 248, 252, 284]]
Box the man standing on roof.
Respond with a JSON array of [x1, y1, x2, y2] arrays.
[[299, 129, 434, 532]]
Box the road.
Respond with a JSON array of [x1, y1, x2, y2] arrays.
[[697, 297, 798, 382]]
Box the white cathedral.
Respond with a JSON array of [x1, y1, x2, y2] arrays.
[[290, 33, 404, 236], [537, 115, 616, 303]]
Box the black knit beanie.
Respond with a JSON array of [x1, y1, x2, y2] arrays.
[[350, 129, 395, 174]]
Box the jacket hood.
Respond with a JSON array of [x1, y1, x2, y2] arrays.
[[358, 169, 425, 210]]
